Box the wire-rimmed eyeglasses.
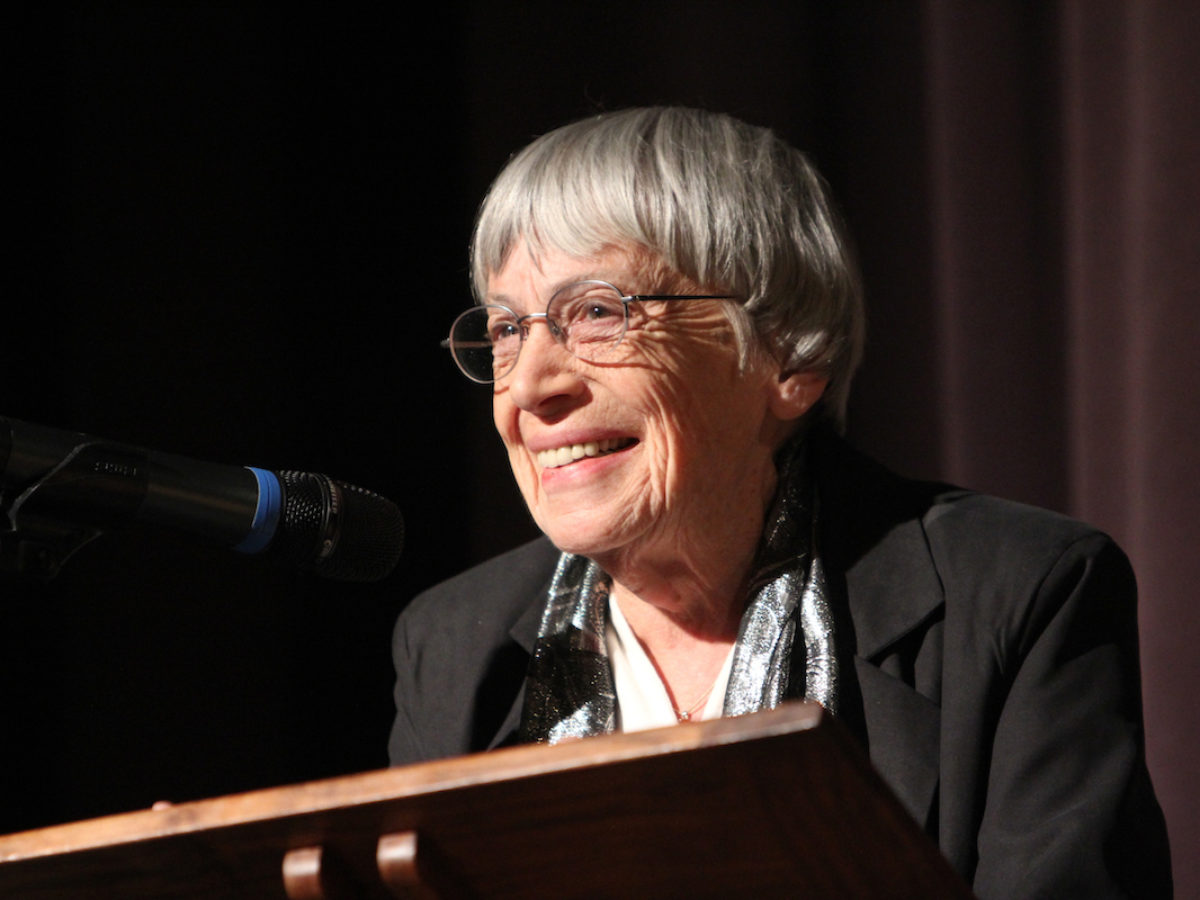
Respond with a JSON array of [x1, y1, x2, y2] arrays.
[[443, 280, 738, 383]]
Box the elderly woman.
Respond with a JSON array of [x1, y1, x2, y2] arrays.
[[389, 108, 1169, 896]]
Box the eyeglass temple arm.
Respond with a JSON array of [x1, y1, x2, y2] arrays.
[[624, 293, 739, 302]]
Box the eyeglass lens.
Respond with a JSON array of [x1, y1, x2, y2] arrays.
[[449, 282, 629, 382]]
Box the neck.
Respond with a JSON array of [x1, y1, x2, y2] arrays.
[[607, 561, 747, 643]]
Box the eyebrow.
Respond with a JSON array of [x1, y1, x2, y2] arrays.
[[485, 274, 631, 309]]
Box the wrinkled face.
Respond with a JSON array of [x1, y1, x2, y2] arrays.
[[488, 244, 810, 569]]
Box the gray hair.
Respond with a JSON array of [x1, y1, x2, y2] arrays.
[[471, 107, 864, 428]]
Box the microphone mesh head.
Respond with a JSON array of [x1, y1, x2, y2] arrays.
[[274, 471, 403, 582], [324, 478, 404, 582]]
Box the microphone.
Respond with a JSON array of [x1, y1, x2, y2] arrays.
[[1, 416, 403, 582]]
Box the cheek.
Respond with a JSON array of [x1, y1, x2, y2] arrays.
[[493, 394, 536, 487], [635, 338, 748, 445], [491, 391, 511, 439], [637, 356, 775, 495], [627, 374, 722, 501], [491, 393, 513, 453]]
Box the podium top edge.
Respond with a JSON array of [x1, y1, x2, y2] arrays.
[[0, 701, 829, 863]]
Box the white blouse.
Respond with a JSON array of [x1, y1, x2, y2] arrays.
[[605, 593, 734, 732]]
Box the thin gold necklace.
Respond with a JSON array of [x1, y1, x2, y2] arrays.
[[674, 681, 717, 722]]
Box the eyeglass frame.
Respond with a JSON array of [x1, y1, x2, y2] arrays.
[[442, 280, 739, 384]]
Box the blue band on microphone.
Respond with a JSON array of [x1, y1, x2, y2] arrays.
[[234, 467, 282, 554]]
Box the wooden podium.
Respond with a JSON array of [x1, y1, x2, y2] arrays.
[[0, 703, 972, 898]]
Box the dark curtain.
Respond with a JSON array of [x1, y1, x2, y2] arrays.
[[6, 3, 1197, 893], [1063, 5, 1199, 889], [885, 4, 1200, 891]]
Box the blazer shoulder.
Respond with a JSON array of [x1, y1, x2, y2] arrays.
[[921, 489, 1129, 593], [818, 432, 1133, 655], [400, 536, 560, 636], [916, 490, 1139, 691]]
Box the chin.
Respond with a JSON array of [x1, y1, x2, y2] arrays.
[[536, 516, 630, 560], [538, 528, 604, 558]]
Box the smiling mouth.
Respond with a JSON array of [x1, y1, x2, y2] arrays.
[[536, 437, 637, 469]]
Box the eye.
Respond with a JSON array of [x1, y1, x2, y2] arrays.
[[561, 294, 626, 346], [583, 302, 619, 321], [555, 288, 624, 327], [487, 317, 520, 344]]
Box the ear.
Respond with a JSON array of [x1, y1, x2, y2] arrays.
[[768, 370, 828, 422]]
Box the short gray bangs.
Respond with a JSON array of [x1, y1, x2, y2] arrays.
[[472, 111, 673, 297]]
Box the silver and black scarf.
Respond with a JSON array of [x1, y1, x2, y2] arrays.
[[518, 437, 838, 744]]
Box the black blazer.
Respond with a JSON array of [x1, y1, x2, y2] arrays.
[[389, 438, 1171, 898]]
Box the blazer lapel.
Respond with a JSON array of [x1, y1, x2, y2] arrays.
[[845, 514, 945, 830], [485, 585, 544, 750], [814, 432, 947, 830], [853, 656, 941, 827]]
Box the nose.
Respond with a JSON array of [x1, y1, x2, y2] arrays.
[[503, 317, 583, 414]]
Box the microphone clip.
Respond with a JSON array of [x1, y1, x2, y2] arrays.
[[1, 440, 146, 581]]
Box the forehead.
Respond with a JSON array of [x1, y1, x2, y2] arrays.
[[484, 243, 676, 308]]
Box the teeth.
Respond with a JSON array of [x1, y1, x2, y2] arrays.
[[537, 438, 633, 469]]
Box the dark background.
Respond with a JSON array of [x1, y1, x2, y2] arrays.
[[5, 3, 1197, 892]]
